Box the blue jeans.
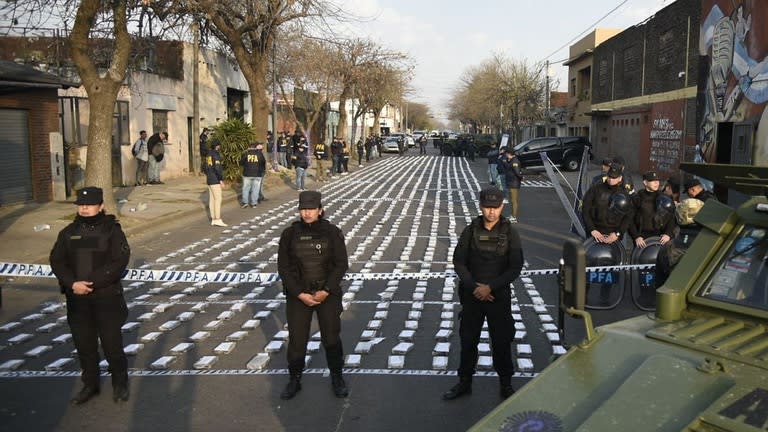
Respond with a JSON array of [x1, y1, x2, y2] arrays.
[[488, 164, 501, 187], [295, 167, 306, 190], [241, 176, 263, 206], [148, 157, 161, 182]]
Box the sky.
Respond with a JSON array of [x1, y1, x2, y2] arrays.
[[336, 0, 674, 124]]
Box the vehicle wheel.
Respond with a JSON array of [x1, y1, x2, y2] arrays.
[[564, 157, 580, 171]]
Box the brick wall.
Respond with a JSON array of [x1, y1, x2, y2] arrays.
[[0, 88, 58, 202], [592, 0, 700, 104]]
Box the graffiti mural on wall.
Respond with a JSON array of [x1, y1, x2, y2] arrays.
[[700, 1, 768, 164], [650, 115, 683, 173]]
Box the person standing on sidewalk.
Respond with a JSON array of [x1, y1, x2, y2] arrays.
[[313, 140, 329, 183], [486, 143, 501, 188], [147, 131, 167, 185], [278, 190, 349, 400], [499, 147, 523, 223], [292, 143, 309, 191], [49, 187, 131, 405], [356, 138, 364, 167], [443, 187, 523, 401], [331, 137, 344, 176], [205, 140, 227, 226], [340, 140, 350, 175], [132, 130, 149, 186], [199, 128, 210, 175], [240, 141, 266, 208]]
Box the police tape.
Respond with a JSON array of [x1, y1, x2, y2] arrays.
[[0, 261, 656, 282]]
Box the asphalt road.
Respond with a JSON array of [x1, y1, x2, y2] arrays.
[[0, 149, 647, 432]]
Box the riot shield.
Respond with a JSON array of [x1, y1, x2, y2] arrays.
[[630, 236, 661, 311], [584, 238, 626, 310]]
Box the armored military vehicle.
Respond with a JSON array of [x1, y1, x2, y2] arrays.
[[472, 163, 768, 432]]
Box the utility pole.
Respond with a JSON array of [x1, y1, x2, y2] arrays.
[[271, 33, 279, 170], [192, 22, 201, 174], [545, 60, 550, 137]]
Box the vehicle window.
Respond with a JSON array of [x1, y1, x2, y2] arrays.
[[696, 225, 768, 312], [527, 139, 558, 151]]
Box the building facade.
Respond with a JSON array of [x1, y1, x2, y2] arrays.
[[590, 0, 700, 177], [564, 28, 621, 140]]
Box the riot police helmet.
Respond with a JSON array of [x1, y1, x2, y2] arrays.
[[656, 194, 674, 215], [608, 193, 631, 215]]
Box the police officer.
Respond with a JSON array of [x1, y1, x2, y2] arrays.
[[313, 140, 329, 182], [591, 158, 613, 186], [278, 191, 349, 399], [443, 187, 524, 400], [582, 163, 633, 243], [49, 187, 131, 405], [685, 178, 717, 202], [629, 171, 676, 248]]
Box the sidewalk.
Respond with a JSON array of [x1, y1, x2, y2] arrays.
[[0, 157, 363, 265]]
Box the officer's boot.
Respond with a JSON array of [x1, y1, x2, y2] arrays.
[[330, 372, 349, 398], [112, 372, 130, 403], [499, 375, 515, 398], [280, 373, 302, 400], [442, 376, 472, 400]]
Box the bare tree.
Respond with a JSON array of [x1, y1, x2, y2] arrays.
[[273, 34, 338, 143], [449, 54, 547, 141], [333, 38, 409, 141], [166, 0, 351, 142]]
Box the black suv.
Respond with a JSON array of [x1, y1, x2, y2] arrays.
[[510, 136, 592, 171]]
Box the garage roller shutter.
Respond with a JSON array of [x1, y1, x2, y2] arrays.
[[0, 109, 33, 204]]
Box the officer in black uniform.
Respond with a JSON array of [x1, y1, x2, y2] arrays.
[[629, 171, 676, 249], [685, 178, 717, 203], [582, 163, 633, 243], [591, 158, 613, 186], [49, 187, 131, 405], [443, 187, 524, 400], [277, 191, 349, 400]]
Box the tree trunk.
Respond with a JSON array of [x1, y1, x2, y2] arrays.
[[244, 59, 270, 142], [84, 84, 122, 214], [69, 0, 130, 215], [336, 86, 350, 140]]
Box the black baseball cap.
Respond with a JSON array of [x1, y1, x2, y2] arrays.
[[298, 190, 322, 209], [479, 187, 504, 208], [606, 163, 623, 179]]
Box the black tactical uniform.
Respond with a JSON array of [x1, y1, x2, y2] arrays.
[[444, 188, 524, 400], [582, 166, 633, 238], [629, 188, 676, 242], [49, 187, 131, 405], [277, 191, 349, 399]]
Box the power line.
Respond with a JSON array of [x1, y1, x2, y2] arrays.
[[542, 0, 631, 62]]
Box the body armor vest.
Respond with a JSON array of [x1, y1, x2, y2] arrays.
[[468, 220, 510, 283], [72, 228, 111, 280], [591, 184, 624, 231], [294, 229, 330, 288]]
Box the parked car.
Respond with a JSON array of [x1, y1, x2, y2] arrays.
[[389, 132, 415, 148], [511, 136, 592, 171], [382, 136, 401, 153], [413, 130, 427, 141]]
